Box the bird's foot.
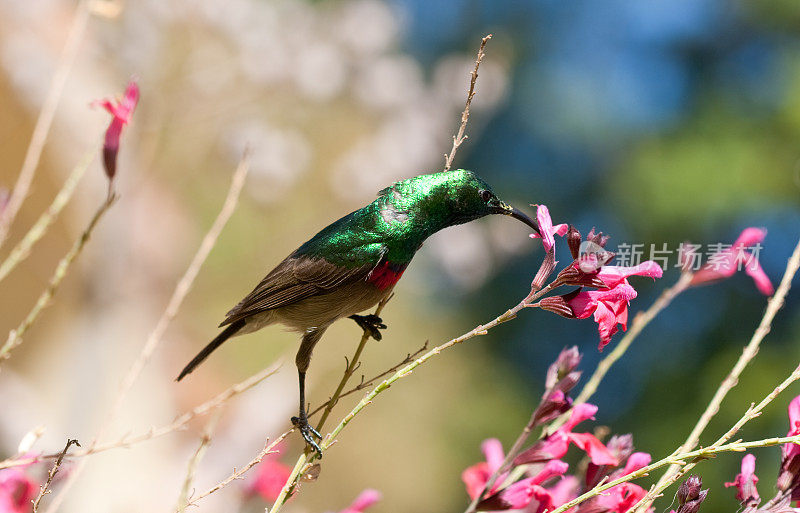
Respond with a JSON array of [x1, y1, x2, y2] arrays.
[[348, 314, 387, 341], [291, 415, 323, 458]]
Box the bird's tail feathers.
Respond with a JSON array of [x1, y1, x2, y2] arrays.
[[176, 319, 246, 381]]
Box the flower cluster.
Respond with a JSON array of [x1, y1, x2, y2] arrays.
[[462, 348, 654, 512], [528, 207, 663, 350], [527, 206, 773, 351]]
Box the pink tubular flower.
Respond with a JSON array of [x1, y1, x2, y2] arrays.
[[514, 403, 618, 467], [479, 460, 569, 512], [778, 395, 800, 496], [462, 438, 506, 500], [725, 453, 759, 503], [337, 489, 382, 513], [567, 284, 637, 351], [245, 445, 292, 502], [530, 205, 568, 253], [93, 80, 139, 180], [0, 465, 38, 513], [464, 439, 570, 511], [591, 482, 648, 513], [542, 260, 663, 350], [691, 227, 774, 295]]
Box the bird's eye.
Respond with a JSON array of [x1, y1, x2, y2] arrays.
[[479, 189, 493, 202]]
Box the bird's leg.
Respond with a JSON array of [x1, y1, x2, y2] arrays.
[[348, 314, 387, 341], [291, 370, 322, 456], [292, 328, 325, 457]]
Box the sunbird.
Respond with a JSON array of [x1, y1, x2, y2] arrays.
[[177, 169, 540, 455]]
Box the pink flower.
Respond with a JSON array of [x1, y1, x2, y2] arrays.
[[0, 466, 38, 513], [246, 445, 292, 502], [464, 440, 570, 511], [462, 438, 507, 500], [591, 482, 648, 513], [691, 228, 774, 295], [93, 80, 139, 180], [778, 395, 800, 495], [725, 454, 759, 503], [543, 261, 663, 350], [515, 404, 618, 467], [479, 460, 569, 512], [337, 489, 382, 513], [530, 205, 568, 253], [567, 284, 637, 351]]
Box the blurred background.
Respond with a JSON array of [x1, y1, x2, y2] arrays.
[[1, 0, 799, 512]]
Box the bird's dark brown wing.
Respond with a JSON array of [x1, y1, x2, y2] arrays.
[[219, 255, 376, 326]]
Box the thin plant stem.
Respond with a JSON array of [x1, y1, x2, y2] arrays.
[[0, 0, 92, 247], [548, 433, 800, 513], [636, 362, 800, 512], [183, 431, 291, 508], [0, 193, 116, 364], [315, 295, 392, 432], [307, 341, 429, 418], [648, 237, 800, 502], [0, 362, 280, 471], [31, 439, 80, 513], [43, 153, 250, 513], [443, 34, 492, 172], [0, 148, 96, 284], [575, 271, 694, 407], [176, 414, 220, 512]]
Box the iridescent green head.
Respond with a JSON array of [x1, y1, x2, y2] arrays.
[[378, 169, 540, 235]]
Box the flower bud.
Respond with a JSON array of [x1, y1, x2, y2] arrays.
[[676, 476, 707, 513], [567, 225, 582, 259]]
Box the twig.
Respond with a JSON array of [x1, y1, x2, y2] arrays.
[[548, 433, 800, 513], [648, 237, 800, 503], [43, 152, 250, 513], [0, 0, 92, 247], [183, 431, 291, 509], [268, 278, 560, 513], [314, 295, 392, 431], [307, 341, 429, 418], [0, 193, 116, 364], [176, 414, 220, 512], [0, 148, 96, 284], [0, 362, 280, 471], [31, 439, 80, 512], [442, 34, 492, 172]]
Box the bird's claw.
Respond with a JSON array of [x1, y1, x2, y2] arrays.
[[291, 415, 323, 457], [349, 314, 387, 341]]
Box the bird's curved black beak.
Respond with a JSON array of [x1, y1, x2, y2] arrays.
[[491, 202, 541, 236]]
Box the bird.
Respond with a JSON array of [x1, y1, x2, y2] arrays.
[[176, 169, 540, 456]]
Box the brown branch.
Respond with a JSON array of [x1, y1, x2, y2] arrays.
[[31, 439, 80, 512], [0, 0, 92, 247], [181, 431, 291, 509], [443, 34, 492, 172], [176, 415, 219, 512], [0, 362, 281, 471]]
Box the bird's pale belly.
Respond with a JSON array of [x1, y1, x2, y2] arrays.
[[240, 279, 391, 335]]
